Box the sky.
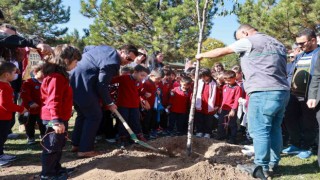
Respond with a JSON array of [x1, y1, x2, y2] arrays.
[[60, 0, 240, 46]]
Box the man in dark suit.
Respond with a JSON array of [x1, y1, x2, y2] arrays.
[[70, 44, 139, 158]]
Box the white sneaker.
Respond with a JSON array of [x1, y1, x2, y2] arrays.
[[18, 125, 26, 132], [0, 160, 11, 167], [241, 149, 254, 157], [105, 138, 116, 143], [243, 145, 254, 151], [203, 133, 211, 139], [0, 154, 17, 162], [195, 133, 203, 138], [7, 133, 19, 139]]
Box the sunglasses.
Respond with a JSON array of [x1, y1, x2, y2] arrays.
[[295, 39, 311, 46], [126, 56, 134, 62]]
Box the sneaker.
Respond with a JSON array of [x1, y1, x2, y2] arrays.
[[95, 135, 103, 141], [105, 138, 116, 143], [203, 133, 211, 139], [7, 133, 19, 139], [282, 145, 302, 154], [296, 150, 312, 159], [18, 124, 26, 132], [243, 145, 254, 151], [237, 164, 267, 179], [0, 160, 11, 167], [195, 132, 203, 138], [27, 138, 36, 145], [137, 134, 147, 142], [241, 149, 254, 157], [0, 154, 17, 162]]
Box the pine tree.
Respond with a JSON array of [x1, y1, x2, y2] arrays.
[[0, 0, 70, 40], [80, 0, 224, 61], [236, 0, 320, 46]]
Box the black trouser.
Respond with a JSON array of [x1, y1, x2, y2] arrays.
[[159, 111, 169, 129], [217, 110, 237, 140], [195, 112, 214, 134], [72, 103, 102, 152], [142, 109, 157, 135], [41, 121, 68, 177], [283, 94, 318, 149], [118, 107, 142, 137], [97, 110, 118, 139], [0, 120, 11, 155], [168, 112, 188, 135], [26, 114, 46, 139]]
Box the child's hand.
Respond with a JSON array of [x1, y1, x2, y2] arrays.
[[21, 108, 28, 114], [228, 109, 235, 117], [145, 92, 151, 98], [30, 103, 39, 109], [52, 123, 65, 134], [107, 104, 118, 113], [143, 100, 151, 110]]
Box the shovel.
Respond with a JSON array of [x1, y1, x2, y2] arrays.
[[113, 109, 174, 156]]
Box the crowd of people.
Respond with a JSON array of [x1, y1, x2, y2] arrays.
[[1, 12, 320, 179]]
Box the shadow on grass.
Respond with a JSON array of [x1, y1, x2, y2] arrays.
[[274, 159, 320, 178]]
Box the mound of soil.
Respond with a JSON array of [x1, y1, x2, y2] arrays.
[[1, 136, 254, 180]]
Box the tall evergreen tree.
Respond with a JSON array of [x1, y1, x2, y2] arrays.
[[0, 0, 70, 40], [80, 0, 237, 61], [236, 0, 320, 46]]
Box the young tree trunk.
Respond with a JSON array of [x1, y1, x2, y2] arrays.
[[186, 0, 210, 156]]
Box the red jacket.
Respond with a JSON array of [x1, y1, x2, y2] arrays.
[[20, 78, 41, 114], [41, 73, 73, 121], [221, 84, 242, 111], [157, 80, 172, 107], [169, 87, 191, 114], [112, 75, 143, 108], [142, 78, 158, 108], [0, 81, 24, 120], [196, 83, 221, 115]]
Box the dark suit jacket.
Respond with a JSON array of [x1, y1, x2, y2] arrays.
[[308, 50, 320, 105]]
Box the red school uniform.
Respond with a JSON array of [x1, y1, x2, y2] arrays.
[[221, 84, 242, 111], [196, 83, 221, 115], [41, 73, 73, 121], [169, 87, 191, 114], [20, 78, 42, 114], [0, 81, 25, 120], [142, 78, 158, 108], [112, 75, 144, 108], [157, 79, 172, 107]]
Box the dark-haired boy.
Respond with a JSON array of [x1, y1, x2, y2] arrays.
[[141, 70, 162, 139], [217, 70, 242, 144], [112, 65, 149, 144], [167, 76, 193, 136], [0, 61, 27, 167]]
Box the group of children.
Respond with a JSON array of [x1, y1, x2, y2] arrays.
[[0, 44, 81, 180], [96, 63, 248, 147]]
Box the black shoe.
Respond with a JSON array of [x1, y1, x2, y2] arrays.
[[59, 167, 76, 176], [237, 164, 267, 180], [40, 173, 68, 180], [227, 139, 237, 144], [215, 136, 226, 140]]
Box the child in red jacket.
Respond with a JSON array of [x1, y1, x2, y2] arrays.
[[0, 61, 27, 167], [40, 44, 81, 179], [20, 63, 46, 145], [194, 68, 220, 138], [167, 76, 193, 136], [141, 69, 162, 139], [217, 70, 242, 144], [112, 65, 149, 144]]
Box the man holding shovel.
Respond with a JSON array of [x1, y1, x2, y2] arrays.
[[196, 24, 290, 178]]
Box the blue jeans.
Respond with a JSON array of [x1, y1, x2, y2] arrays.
[[248, 90, 289, 171]]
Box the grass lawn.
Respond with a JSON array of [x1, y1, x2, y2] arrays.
[[1, 116, 320, 179]]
